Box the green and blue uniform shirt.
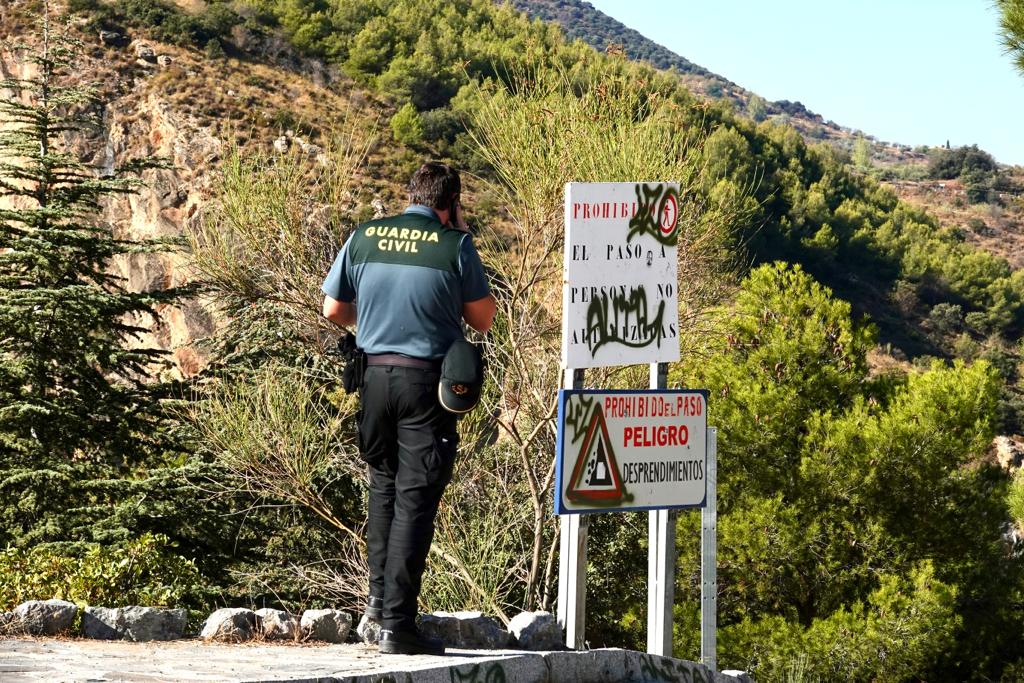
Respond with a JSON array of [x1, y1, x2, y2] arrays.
[[321, 205, 490, 359]]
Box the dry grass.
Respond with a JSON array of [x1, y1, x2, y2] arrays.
[[866, 346, 913, 377], [889, 178, 1024, 268]]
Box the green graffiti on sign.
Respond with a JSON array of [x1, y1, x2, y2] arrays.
[[585, 284, 669, 355], [564, 394, 596, 445]]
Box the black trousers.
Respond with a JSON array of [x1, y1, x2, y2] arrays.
[[358, 365, 459, 633]]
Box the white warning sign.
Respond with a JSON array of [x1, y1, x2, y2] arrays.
[[561, 182, 681, 369], [555, 389, 708, 514]]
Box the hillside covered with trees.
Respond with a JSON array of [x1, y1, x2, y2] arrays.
[[2, 0, 1024, 680]]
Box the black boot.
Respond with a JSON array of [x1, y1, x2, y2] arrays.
[[379, 628, 446, 655], [365, 596, 384, 621]]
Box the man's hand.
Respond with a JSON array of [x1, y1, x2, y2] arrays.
[[452, 200, 470, 233]]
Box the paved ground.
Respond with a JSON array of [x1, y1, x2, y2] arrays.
[[0, 638, 743, 683]]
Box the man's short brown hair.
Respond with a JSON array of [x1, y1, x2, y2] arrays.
[[408, 162, 461, 211]]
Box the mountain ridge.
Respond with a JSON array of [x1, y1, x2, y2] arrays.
[[508, 0, 837, 132]]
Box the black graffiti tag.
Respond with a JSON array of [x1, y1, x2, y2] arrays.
[[564, 394, 595, 446], [627, 183, 680, 246], [586, 285, 668, 355]]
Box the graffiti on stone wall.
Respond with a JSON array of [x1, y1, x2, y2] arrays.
[[450, 662, 508, 683], [637, 653, 713, 683]]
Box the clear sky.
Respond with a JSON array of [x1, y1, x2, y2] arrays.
[[588, 0, 1024, 166]]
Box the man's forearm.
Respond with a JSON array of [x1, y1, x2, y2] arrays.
[[463, 294, 496, 333], [323, 296, 357, 327]]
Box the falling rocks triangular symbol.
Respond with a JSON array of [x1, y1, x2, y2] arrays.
[[588, 439, 612, 486], [566, 402, 626, 505]]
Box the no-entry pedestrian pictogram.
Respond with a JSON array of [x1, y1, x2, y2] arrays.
[[659, 192, 678, 236]]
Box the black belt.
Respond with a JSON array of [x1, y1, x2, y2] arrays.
[[366, 353, 441, 371]]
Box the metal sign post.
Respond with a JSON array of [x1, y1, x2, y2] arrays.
[[557, 512, 589, 649], [647, 506, 676, 655], [701, 428, 718, 670], [557, 367, 587, 649], [646, 362, 676, 656]]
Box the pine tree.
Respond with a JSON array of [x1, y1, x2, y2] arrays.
[[0, 4, 179, 547]]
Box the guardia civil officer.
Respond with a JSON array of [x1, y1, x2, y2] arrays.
[[321, 162, 496, 656]]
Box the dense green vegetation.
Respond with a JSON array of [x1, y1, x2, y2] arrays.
[[68, 0, 240, 53], [0, 534, 205, 610], [923, 143, 1022, 204], [3, 0, 1023, 678], [676, 263, 1016, 679], [0, 11, 221, 614], [1002, 0, 1024, 75]]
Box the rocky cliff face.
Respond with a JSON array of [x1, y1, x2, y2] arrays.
[[1, 4, 400, 379], [1, 38, 222, 378], [101, 85, 220, 378]]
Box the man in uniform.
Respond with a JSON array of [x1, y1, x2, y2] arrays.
[[321, 162, 496, 655]]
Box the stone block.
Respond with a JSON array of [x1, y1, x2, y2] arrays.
[[200, 608, 256, 642], [13, 599, 78, 636], [622, 649, 718, 683], [543, 649, 627, 682], [419, 611, 510, 649], [98, 30, 128, 47], [300, 609, 352, 643], [255, 608, 300, 641], [355, 612, 383, 644], [134, 42, 156, 62], [508, 611, 563, 650], [83, 606, 186, 641], [446, 656, 549, 683]]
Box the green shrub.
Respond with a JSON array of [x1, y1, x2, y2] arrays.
[[928, 302, 963, 336], [204, 37, 226, 59], [390, 102, 423, 147], [965, 310, 992, 334], [1009, 471, 1024, 531], [76, 0, 241, 49], [66, 0, 100, 12], [981, 342, 1019, 383], [927, 145, 997, 180], [0, 534, 207, 610], [953, 332, 981, 360]]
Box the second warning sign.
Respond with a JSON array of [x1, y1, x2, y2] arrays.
[[555, 389, 709, 514]]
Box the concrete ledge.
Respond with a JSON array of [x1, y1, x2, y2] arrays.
[[0, 638, 751, 683]]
